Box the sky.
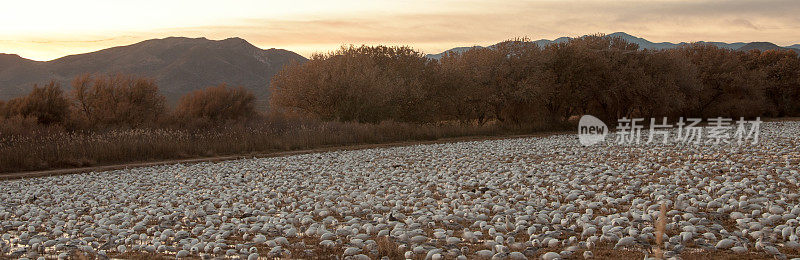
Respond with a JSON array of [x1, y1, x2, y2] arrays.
[[2, 0, 799, 61]]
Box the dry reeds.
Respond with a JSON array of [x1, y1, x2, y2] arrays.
[[654, 201, 668, 259], [0, 118, 510, 173]]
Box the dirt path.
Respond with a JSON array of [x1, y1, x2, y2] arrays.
[[0, 131, 570, 180]]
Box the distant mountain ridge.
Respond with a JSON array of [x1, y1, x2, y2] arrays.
[[425, 32, 798, 59], [737, 42, 800, 52], [0, 37, 307, 103]]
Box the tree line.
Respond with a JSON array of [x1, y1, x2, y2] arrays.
[[0, 74, 256, 134], [271, 34, 800, 125]]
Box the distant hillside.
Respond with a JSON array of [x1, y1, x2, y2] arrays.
[[424, 46, 483, 60], [0, 37, 307, 103], [737, 42, 800, 53], [426, 32, 794, 59]]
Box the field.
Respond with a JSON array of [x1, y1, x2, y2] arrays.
[[1, 122, 799, 259]]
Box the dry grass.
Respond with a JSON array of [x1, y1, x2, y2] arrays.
[[655, 202, 667, 259], [0, 118, 561, 173], [376, 236, 404, 259]]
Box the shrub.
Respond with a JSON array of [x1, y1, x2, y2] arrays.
[[174, 84, 256, 125], [71, 73, 166, 128], [1, 81, 70, 125]]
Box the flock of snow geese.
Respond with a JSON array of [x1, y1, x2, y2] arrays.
[[1, 121, 799, 259]]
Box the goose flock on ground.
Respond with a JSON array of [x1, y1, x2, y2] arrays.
[[1, 121, 799, 259]]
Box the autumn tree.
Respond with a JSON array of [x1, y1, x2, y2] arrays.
[[71, 74, 166, 128], [1, 81, 70, 125], [524, 34, 647, 124], [437, 39, 541, 125], [174, 84, 256, 124], [674, 44, 768, 118], [438, 47, 504, 124], [271, 45, 435, 123], [743, 49, 800, 116]]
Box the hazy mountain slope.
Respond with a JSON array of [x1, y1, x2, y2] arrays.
[[426, 32, 791, 59], [0, 54, 52, 99], [425, 46, 484, 60], [0, 37, 307, 103], [737, 42, 800, 53]]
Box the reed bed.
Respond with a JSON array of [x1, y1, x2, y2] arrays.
[[0, 118, 520, 173]]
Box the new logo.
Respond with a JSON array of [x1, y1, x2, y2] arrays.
[[578, 115, 608, 146]]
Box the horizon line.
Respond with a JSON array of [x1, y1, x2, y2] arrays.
[[4, 32, 800, 62]]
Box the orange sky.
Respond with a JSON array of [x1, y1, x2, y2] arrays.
[[2, 0, 799, 61]]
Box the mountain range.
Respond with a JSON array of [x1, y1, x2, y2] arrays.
[[1, 32, 798, 102], [0, 37, 306, 103], [425, 32, 799, 59]]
